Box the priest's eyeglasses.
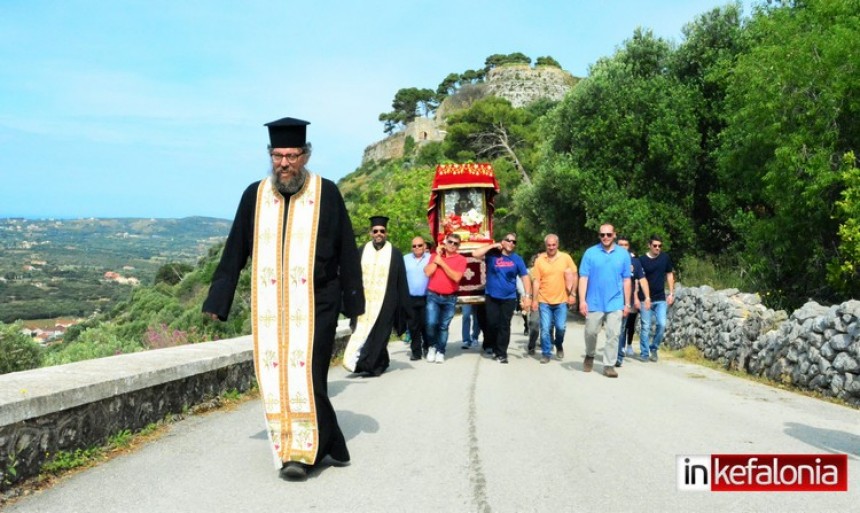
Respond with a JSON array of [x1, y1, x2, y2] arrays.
[[271, 151, 305, 163]]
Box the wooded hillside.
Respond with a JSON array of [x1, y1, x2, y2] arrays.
[[341, 0, 860, 310]]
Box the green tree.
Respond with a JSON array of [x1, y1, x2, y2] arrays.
[[527, 29, 700, 252], [442, 96, 544, 185], [513, 157, 592, 253], [535, 56, 562, 68], [484, 53, 508, 70], [436, 72, 461, 96], [0, 322, 43, 374], [715, 0, 860, 305], [154, 262, 194, 286], [345, 163, 436, 252], [670, 3, 747, 252], [830, 154, 860, 294], [415, 141, 445, 167], [379, 87, 438, 134], [460, 69, 484, 84], [484, 52, 532, 73]]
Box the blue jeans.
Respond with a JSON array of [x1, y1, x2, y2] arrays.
[[461, 304, 481, 344], [426, 292, 458, 354], [616, 311, 638, 363], [639, 300, 667, 357], [539, 303, 567, 357]]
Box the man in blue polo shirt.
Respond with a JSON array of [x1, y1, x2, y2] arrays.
[[577, 223, 631, 378], [472, 233, 533, 364]]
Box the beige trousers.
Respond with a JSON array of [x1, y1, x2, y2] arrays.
[[584, 310, 623, 367]]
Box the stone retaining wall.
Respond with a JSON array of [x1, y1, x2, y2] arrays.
[[665, 286, 860, 406], [0, 326, 351, 490]]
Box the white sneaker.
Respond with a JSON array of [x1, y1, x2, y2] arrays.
[[435, 352, 445, 364], [426, 347, 437, 362]]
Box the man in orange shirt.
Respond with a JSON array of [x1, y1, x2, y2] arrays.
[[531, 234, 577, 364]]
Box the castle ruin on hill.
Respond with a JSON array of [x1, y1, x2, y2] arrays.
[[362, 64, 578, 164]]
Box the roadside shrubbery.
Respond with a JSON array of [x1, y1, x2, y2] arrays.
[[31, 244, 252, 371], [0, 322, 44, 374]]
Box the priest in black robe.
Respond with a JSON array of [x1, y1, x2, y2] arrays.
[[203, 117, 364, 481], [342, 216, 412, 377]]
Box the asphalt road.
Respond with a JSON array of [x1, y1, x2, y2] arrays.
[[5, 315, 859, 513]]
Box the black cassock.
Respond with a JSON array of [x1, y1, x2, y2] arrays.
[[203, 178, 365, 465], [353, 243, 412, 376]]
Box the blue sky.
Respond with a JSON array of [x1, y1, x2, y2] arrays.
[[0, 0, 754, 220]]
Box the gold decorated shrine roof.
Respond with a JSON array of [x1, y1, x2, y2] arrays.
[[432, 163, 500, 191]]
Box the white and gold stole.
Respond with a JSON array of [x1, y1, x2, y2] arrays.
[[252, 174, 321, 467], [342, 241, 392, 372]]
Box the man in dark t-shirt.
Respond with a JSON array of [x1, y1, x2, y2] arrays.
[[638, 235, 675, 362], [472, 233, 533, 364]]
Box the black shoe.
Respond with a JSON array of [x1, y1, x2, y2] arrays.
[[498, 357, 509, 364], [324, 455, 351, 467], [527, 347, 535, 355], [280, 462, 308, 481], [409, 354, 421, 361]]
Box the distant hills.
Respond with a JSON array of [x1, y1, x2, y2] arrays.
[[0, 217, 231, 322]]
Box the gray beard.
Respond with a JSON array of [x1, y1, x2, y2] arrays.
[[272, 167, 308, 195]]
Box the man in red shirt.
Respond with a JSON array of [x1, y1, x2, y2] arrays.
[[423, 234, 468, 363]]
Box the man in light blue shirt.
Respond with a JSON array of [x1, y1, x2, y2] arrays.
[[578, 223, 631, 378], [404, 236, 431, 361]]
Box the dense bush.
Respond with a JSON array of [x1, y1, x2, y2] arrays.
[[0, 322, 44, 374], [43, 325, 145, 366], [675, 255, 747, 292], [155, 262, 195, 286]]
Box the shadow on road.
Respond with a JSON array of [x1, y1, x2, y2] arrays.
[[784, 422, 860, 458], [248, 409, 378, 444], [335, 410, 379, 442]]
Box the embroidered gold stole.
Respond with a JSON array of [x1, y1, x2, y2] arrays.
[[252, 174, 321, 467], [342, 241, 392, 372]]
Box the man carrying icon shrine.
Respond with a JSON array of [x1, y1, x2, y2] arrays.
[[343, 216, 412, 376], [203, 116, 365, 481]]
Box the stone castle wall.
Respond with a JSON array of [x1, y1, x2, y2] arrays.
[[483, 64, 576, 108], [362, 117, 444, 164]]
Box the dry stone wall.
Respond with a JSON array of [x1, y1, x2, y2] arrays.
[[665, 285, 860, 406]]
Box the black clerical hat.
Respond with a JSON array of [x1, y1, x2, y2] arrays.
[[265, 117, 309, 147], [369, 216, 389, 228]]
